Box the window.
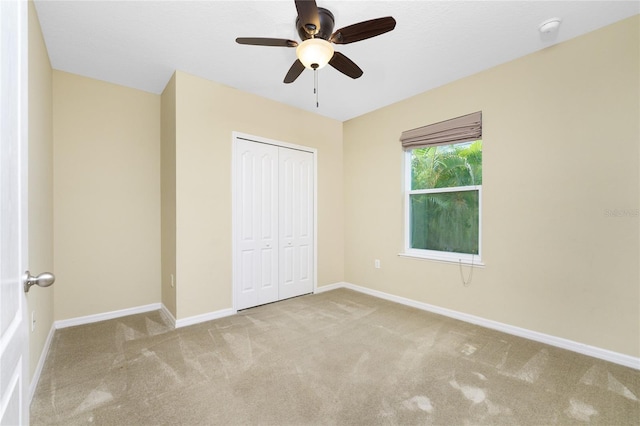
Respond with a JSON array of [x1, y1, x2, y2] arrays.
[[405, 142, 482, 263], [400, 112, 482, 264]]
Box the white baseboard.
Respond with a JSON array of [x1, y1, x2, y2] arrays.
[[159, 304, 177, 328], [28, 323, 56, 404], [331, 282, 640, 370], [53, 302, 235, 330], [314, 282, 347, 294], [159, 304, 235, 329], [54, 303, 163, 329], [175, 308, 236, 328]]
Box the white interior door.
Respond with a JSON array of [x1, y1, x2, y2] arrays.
[[233, 136, 315, 310], [235, 139, 279, 310], [279, 148, 314, 300], [0, 1, 30, 424]]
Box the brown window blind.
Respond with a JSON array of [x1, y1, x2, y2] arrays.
[[400, 111, 482, 150]]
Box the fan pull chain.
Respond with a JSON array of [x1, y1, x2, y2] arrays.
[[314, 68, 319, 108]]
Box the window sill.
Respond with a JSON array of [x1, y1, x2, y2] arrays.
[[398, 252, 485, 267]]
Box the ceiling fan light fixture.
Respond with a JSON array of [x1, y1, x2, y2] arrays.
[[296, 38, 334, 69]]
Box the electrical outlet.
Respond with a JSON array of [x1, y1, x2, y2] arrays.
[[170, 274, 175, 288], [31, 311, 36, 332], [375, 259, 381, 269]]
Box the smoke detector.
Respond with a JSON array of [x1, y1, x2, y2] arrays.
[[539, 18, 562, 34]]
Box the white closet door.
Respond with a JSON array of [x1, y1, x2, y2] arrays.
[[235, 140, 279, 310], [279, 148, 314, 300]]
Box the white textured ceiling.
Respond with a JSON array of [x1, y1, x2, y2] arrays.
[[34, 1, 639, 121]]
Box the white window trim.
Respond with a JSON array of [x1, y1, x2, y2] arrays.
[[401, 150, 484, 266]]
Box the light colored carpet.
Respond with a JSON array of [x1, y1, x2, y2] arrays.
[[31, 289, 640, 425]]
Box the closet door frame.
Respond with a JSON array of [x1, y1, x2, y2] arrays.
[[231, 132, 318, 311]]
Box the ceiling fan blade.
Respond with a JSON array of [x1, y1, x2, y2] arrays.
[[284, 59, 306, 84], [236, 37, 298, 47], [295, 0, 320, 35], [329, 52, 363, 79], [330, 16, 396, 44]]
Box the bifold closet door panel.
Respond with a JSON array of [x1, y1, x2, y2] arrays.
[[236, 139, 279, 310], [279, 148, 314, 300]]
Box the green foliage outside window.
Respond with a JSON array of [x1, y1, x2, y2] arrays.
[[410, 141, 482, 254]]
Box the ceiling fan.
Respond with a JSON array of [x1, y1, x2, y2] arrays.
[[236, 0, 396, 84]]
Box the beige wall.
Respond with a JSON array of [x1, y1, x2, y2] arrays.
[[173, 71, 344, 319], [27, 0, 54, 380], [53, 71, 161, 320], [161, 73, 177, 317], [343, 16, 640, 357]]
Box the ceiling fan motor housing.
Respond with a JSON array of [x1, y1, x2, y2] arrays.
[[297, 7, 335, 40]]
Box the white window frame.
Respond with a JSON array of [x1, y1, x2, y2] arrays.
[[401, 148, 484, 266]]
